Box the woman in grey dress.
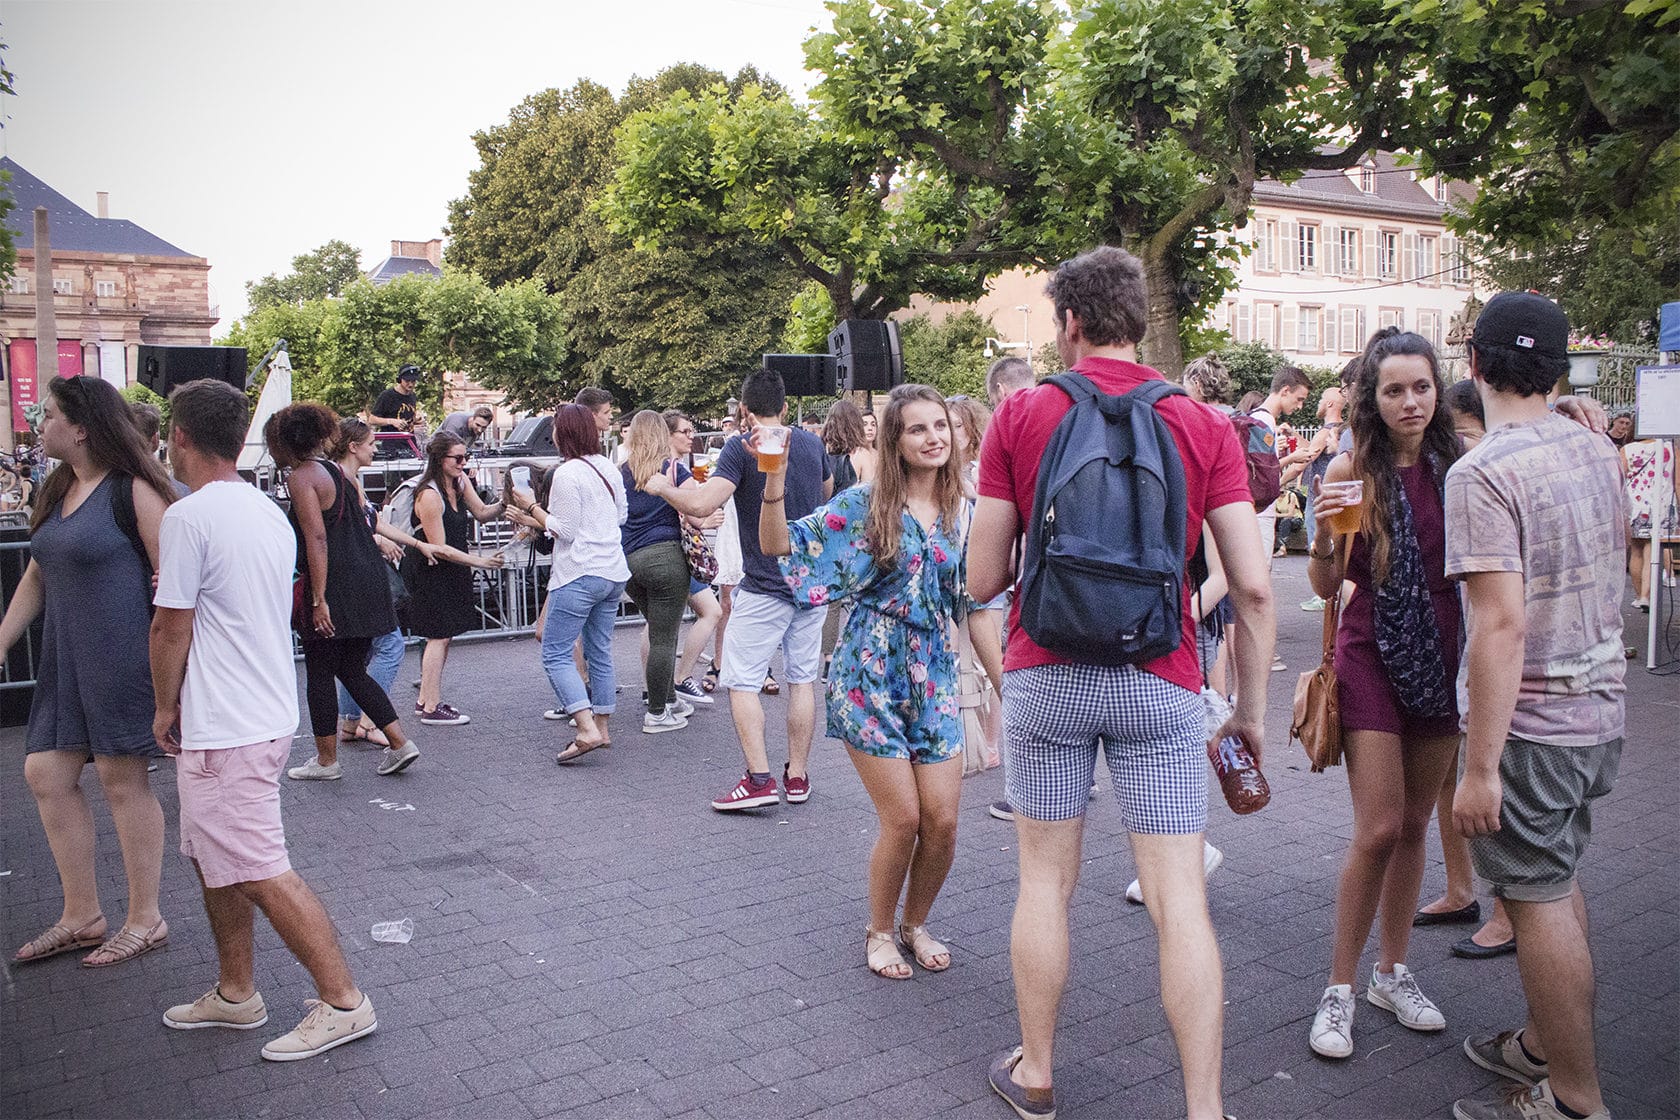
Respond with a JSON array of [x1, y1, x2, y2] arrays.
[[0, 376, 179, 967]]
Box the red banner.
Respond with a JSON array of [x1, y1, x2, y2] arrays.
[[9, 340, 83, 432]]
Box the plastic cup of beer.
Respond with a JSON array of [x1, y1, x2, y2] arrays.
[[755, 426, 789, 473], [689, 460, 710, 482], [1323, 479, 1364, 535]]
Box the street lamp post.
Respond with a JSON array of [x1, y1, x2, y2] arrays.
[[1016, 305, 1031, 365]]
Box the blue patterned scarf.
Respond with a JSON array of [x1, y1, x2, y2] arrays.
[[1373, 461, 1453, 718]]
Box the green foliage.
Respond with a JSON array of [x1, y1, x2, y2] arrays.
[[119, 383, 169, 432], [1215, 341, 1286, 404], [605, 45, 1032, 323], [896, 310, 996, 399], [245, 240, 364, 313], [218, 272, 569, 417], [445, 66, 799, 415], [781, 282, 839, 355]]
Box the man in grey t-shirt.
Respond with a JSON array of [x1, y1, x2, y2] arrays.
[[1446, 292, 1624, 1120], [437, 405, 494, 448]]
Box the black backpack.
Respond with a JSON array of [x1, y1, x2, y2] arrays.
[[1017, 373, 1189, 666]]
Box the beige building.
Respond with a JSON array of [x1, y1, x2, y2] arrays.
[[906, 150, 1485, 373], [1, 157, 215, 438]]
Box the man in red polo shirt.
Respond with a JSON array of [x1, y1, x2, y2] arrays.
[[969, 247, 1275, 1120]]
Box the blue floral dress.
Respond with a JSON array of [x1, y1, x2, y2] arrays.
[[780, 485, 965, 764]]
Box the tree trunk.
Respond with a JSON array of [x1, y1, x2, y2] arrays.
[[1137, 251, 1184, 379]]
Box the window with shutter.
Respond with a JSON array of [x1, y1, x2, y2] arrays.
[[1281, 220, 1298, 273], [1257, 303, 1275, 347], [1323, 225, 1339, 277], [1364, 227, 1380, 278], [1235, 304, 1252, 343], [1378, 232, 1399, 279], [1282, 305, 1298, 351], [1419, 235, 1438, 284], [1402, 233, 1417, 281]]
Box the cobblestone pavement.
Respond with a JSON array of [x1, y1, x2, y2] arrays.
[[3, 560, 1676, 1120]]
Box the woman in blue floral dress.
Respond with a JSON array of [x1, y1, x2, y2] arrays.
[[758, 384, 968, 981]]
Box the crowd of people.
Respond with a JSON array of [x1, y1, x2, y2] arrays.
[[0, 245, 1655, 1120]]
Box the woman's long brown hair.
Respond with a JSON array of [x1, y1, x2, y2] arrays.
[[863, 384, 964, 571], [30, 376, 177, 534], [1347, 328, 1461, 584]]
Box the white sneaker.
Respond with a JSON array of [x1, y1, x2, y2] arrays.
[[642, 706, 689, 734], [286, 758, 342, 781], [1367, 962, 1445, 1031], [1125, 841, 1224, 904], [543, 708, 568, 721], [669, 695, 695, 718], [1310, 984, 1355, 1058]]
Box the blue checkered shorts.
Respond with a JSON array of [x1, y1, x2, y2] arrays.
[[1002, 663, 1207, 834]]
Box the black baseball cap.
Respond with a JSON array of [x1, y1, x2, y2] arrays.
[[397, 364, 421, 383], [1471, 291, 1569, 360]]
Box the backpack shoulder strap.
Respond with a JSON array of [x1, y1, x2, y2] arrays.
[[1127, 379, 1188, 407], [110, 474, 151, 577], [1045, 372, 1099, 404]]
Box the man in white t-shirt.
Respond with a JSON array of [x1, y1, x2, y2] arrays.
[[149, 378, 377, 1063]]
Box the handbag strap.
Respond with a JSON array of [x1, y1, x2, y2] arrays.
[[1319, 534, 1346, 667]]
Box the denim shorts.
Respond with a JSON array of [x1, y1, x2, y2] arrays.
[[1003, 663, 1207, 834]]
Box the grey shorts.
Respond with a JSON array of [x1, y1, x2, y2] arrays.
[[1468, 735, 1622, 903]]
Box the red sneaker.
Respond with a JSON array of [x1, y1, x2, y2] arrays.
[[711, 773, 779, 812], [783, 765, 810, 804]]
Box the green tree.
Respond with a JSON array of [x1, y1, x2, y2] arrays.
[[605, 77, 1022, 323], [1432, 0, 1679, 345], [897, 310, 995, 399], [220, 273, 568, 418], [446, 66, 801, 415], [245, 240, 364, 313]]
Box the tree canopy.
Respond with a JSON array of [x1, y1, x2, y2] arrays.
[[245, 240, 365, 313], [0, 38, 16, 281], [445, 66, 803, 415], [222, 272, 568, 418]]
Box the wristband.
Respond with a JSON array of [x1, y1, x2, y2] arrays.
[[763, 494, 785, 504]]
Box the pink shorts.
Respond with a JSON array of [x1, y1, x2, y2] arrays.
[[177, 736, 293, 889]]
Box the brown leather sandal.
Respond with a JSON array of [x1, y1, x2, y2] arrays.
[[81, 918, 169, 969], [13, 916, 107, 964], [866, 928, 911, 980]]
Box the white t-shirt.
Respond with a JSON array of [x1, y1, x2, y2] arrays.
[[154, 479, 300, 750]]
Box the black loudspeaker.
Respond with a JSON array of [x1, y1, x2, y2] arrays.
[[828, 319, 902, 392], [762, 354, 838, 397], [137, 345, 248, 394]]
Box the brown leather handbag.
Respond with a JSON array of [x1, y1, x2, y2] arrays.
[[1291, 553, 1345, 772]]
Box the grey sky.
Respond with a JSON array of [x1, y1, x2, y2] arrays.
[[2, 0, 824, 332]]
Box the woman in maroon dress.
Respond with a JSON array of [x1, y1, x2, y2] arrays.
[[1303, 328, 1464, 1060]]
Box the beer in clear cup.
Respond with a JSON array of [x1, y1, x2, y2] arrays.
[[1323, 479, 1364, 536], [755, 425, 789, 473]]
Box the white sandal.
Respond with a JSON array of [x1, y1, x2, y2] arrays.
[[866, 928, 912, 980], [899, 923, 951, 972]]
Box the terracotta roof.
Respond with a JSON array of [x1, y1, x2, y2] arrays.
[[1, 157, 196, 257]]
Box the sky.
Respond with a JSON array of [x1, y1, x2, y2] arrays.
[[2, 0, 827, 333]]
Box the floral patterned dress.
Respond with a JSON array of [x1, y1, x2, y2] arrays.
[[779, 485, 966, 763]]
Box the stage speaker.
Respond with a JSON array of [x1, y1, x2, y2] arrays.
[[137, 345, 248, 395], [762, 354, 837, 397], [828, 319, 902, 392]]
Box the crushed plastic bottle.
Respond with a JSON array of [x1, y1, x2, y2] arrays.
[[370, 919, 414, 944]]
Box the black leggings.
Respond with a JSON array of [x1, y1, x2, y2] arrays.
[[301, 636, 399, 738]]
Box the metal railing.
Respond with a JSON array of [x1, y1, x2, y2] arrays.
[[1, 536, 41, 693]]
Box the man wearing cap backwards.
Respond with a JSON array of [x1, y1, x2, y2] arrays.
[[1445, 292, 1626, 1120], [369, 365, 422, 433]]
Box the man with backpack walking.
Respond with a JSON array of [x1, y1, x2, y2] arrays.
[[968, 247, 1275, 1120]]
